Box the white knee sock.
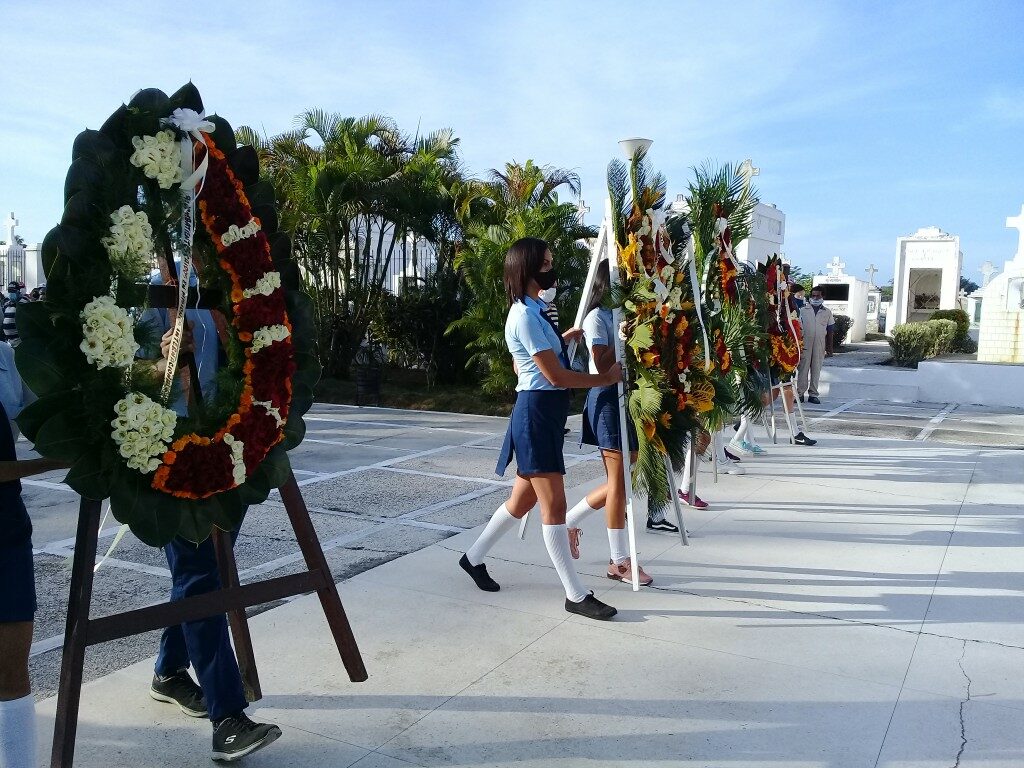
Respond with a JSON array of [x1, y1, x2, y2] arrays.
[[542, 524, 589, 603], [565, 497, 599, 529], [736, 416, 751, 443], [607, 527, 629, 565], [466, 504, 518, 565], [0, 693, 36, 768]]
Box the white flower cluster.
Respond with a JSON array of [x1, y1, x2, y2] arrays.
[[101, 205, 154, 279], [220, 218, 261, 247], [80, 295, 139, 369], [129, 130, 182, 189], [222, 434, 247, 486], [254, 400, 285, 427], [251, 324, 290, 353], [242, 271, 281, 299], [110, 393, 177, 473]]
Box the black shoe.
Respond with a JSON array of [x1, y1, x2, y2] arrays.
[[647, 517, 679, 534], [723, 447, 742, 462], [212, 713, 282, 762], [800, 394, 806, 403], [807, 396, 821, 404], [459, 554, 500, 592], [794, 432, 817, 446], [565, 592, 617, 620], [150, 671, 207, 718]]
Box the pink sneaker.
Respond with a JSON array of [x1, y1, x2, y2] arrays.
[[567, 527, 582, 559], [607, 559, 653, 586], [678, 490, 709, 509]]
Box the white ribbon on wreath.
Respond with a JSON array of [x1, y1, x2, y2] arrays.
[[682, 233, 712, 369], [158, 108, 215, 405]]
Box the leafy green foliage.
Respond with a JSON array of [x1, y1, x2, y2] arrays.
[[450, 161, 595, 395], [889, 319, 958, 367], [832, 314, 853, 347], [929, 308, 971, 351]]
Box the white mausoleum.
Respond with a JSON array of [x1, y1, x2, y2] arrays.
[[977, 205, 1024, 363], [891, 226, 963, 326]]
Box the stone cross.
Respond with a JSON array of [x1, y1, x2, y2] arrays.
[[980, 260, 997, 287], [826, 256, 846, 278], [865, 263, 878, 287], [738, 158, 760, 193], [1007, 203, 1024, 260], [577, 199, 590, 223], [3, 212, 16, 247]]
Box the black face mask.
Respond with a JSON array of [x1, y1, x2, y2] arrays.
[[535, 268, 557, 290]]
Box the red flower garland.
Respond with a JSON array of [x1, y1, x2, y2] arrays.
[[152, 135, 294, 499]]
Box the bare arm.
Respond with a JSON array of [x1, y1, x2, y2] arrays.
[[532, 349, 621, 389], [0, 457, 70, 483], [589, 343, 617, 374]]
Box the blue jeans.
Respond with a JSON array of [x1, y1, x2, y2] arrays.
[[155, 532, 247, 721]]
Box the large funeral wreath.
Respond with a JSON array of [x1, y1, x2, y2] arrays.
[[15, 83, 318, 546]]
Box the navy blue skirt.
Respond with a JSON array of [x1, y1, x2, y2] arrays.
[[582, 385, 638, 452], [0, 541, 36, 622], [496, 390, 571, 476]]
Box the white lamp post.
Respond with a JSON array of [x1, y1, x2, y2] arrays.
[[618, 137, 653, 159]]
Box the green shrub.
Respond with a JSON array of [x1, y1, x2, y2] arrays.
[[889, 323, 934, 368], [889, 319, 959, 367], [927, 318, 957, 357], [929, 309, 971, 351], [832, 314, 853, 347]]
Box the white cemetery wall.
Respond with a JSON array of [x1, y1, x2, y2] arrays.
[[813, 274, 870, 342]]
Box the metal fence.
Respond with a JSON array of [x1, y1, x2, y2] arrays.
[[0, 245, 27, 287]]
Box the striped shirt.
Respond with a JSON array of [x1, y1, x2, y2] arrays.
[[2, 297, 28, 344]]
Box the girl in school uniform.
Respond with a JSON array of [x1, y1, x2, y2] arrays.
[[459, 237, 622, 621], [563, 261, 654, 585]]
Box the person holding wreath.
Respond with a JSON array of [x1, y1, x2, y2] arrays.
[[563, 260, 655, 585], [459, 238, 622, 620]]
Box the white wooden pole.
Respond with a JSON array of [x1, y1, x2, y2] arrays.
[[604, 199, 640, 591], [663, 453, 689, 545]]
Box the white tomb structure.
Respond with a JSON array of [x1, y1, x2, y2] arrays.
[[731, 159, 786, 266], [891, 226, 963, 326], [0, 213, 45, 290], [812, 257, 871, 342], [977, 205, 1024, 363], [864, 263, 881, 333]]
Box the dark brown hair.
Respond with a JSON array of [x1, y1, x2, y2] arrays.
[[582, 259, 610, 319], [504, 237, 549, 306]]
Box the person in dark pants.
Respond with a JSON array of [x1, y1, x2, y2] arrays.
[[143, 277, 280, 762]]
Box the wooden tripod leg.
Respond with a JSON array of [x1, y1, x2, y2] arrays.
[[211, 528, 262, 702], [279, 472, 368, 682], [51, 498, 102, 768]]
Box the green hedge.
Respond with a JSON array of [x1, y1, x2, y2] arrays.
[[889, 319, 958, 368], [832, 314, 853, 347], [929, 308, 971, 352]]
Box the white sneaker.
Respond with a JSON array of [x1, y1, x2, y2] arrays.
[[727, 439, 753, 456], [721, 462, 745, 475]]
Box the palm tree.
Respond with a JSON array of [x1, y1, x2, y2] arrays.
[[451, 161, 596, 394]]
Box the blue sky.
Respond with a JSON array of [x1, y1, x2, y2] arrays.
[[1, 0, 1022, 285]]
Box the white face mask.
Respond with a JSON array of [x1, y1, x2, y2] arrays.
[[538, 287, 557, 303]]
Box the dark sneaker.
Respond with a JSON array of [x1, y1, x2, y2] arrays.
[[565, 592, 617, 620], [459, 554, 500, 591], [150, 671, 207, 718], [723, 447, 742, 462], [800, 394, 806, 403], [647, 516, 680, 533], [794, 432, 817, 446], [212, 713, 282, 762], [807, 396, 821, 404]]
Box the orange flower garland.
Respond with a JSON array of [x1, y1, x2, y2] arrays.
[[152, 135, 295, 499]]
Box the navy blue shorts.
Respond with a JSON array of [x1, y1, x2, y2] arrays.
[[0, 542, 36, 622], [582, 385, 638, 452], [496, 390, 571, 476]]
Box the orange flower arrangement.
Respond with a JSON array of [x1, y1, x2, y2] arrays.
[[152, 135, 295, 499]]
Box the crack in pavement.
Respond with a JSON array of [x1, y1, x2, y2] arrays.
[[952, 639, 972, 768]]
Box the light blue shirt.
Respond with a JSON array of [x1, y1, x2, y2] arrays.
[[582, 307, 614, 375], [505, 297, 565, 392], [0, 341, 35, 438], [142, 269, 220, 416]]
